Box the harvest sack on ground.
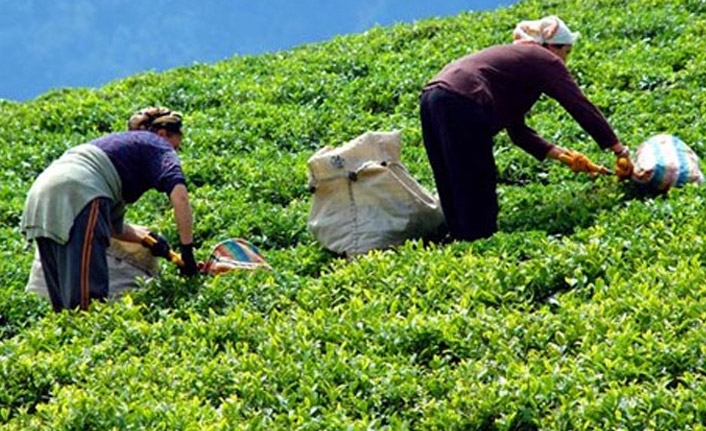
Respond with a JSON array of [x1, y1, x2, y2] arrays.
[[632, 134, 704, 191], [201, 238, 272, 274], [308, 131, 446, 255], [26, 239, 159, 300]]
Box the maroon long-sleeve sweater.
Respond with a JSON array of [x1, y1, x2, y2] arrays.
[[424, 43, 619, 160]]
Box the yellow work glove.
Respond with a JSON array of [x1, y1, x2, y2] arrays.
[[558, 150, 611, 175]]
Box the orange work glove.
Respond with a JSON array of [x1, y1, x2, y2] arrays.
[[558, 150, 611, 175]]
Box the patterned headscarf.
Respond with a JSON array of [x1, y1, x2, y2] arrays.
[[513, 15, 579, 45], [128, 107, 183, 133]]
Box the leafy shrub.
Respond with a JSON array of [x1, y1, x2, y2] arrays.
[[3, 0, 706, 429]]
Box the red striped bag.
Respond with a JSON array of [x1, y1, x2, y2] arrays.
[[201, 238, 271, 275]]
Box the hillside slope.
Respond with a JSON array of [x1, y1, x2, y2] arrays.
[[3, 0, 706, 429]]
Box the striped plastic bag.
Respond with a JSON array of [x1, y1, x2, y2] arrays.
[[201, 238, 271, 275], [633, 134, 704, 191]]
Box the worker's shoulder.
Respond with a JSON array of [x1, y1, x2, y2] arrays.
[[131, 131, 171, 147], [106, 131, 171, 148], [469, 44, 557, 63], [500, 43, 561, 61]]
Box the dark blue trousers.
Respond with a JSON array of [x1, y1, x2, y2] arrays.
[[420, 87, 498, 241], [36, 198, 111, 311]]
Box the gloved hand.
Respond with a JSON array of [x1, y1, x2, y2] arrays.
[[179, 243, 199, 277], [615, 155, 634, 180], [141, 231, 171, 259], [611, 144, 635, 180], [558, 150, 611, 175]]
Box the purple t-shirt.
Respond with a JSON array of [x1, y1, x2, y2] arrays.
[[91, 131, 186, 203]]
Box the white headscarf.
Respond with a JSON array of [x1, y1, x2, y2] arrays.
[[513, 15, 579, 45]]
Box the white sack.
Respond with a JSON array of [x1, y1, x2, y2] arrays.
[[26, 238, 159, 300], [308, 131, 445, 255]]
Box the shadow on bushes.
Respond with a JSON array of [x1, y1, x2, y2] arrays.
[[498, 181, 658, 236], [0, 291, 49, 341]]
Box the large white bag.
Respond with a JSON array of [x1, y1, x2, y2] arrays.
[[307, 131, 445, 255], [26, 239, 159, 300]]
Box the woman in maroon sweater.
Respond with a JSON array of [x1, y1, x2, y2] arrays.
[[421, 16, 634, 241]]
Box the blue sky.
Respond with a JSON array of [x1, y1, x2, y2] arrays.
[[0, 0, 516, 101]]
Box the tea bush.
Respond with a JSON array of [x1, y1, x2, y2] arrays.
[[3, 0, 706, 429]]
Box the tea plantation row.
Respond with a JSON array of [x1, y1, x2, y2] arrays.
[[3, 0, 706, 429]]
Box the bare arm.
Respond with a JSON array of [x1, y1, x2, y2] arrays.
[[112, 223, 150, 243], [110, 185, 194, 246], [546, 145, 568, 160], [169, 184, 194, 245]]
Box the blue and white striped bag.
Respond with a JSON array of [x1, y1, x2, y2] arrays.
[[633, 134, 704, 191]]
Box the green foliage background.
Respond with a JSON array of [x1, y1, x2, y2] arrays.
[[3, 0, 706, 429]]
